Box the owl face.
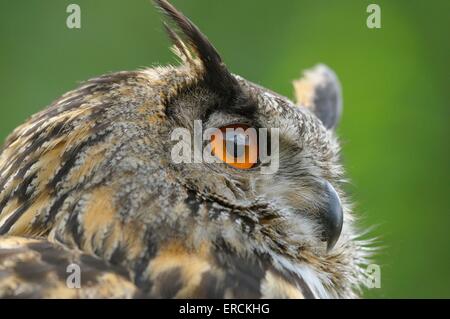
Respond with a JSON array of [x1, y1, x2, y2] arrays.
[[0, 0, 369, 299], [160, 70, 351, 295], [142, 0, 366, 297], [166, 78, 343, 251]]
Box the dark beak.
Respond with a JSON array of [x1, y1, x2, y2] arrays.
[[320, 181, 344, 251]]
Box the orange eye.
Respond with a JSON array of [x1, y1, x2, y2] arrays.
[[210, 124, 258, 169]]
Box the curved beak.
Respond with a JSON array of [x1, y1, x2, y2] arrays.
[[320, 181, 344, 252]]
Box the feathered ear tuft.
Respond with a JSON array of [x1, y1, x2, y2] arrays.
[[163, 22, 195, 65], [154, 0, 239, 95], [293, 64, 343, 130]]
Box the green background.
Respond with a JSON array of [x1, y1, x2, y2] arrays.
[[0, 0, 448, 298]]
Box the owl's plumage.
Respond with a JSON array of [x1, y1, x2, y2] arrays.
[[0, 0, 370, 298]]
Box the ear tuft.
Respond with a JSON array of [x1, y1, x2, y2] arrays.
[[154, 0, 239, 95], [163, 22, 195, 65], [293, 64, 343, 130]]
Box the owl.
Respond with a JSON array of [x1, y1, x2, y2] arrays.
[[0, 0, 370, 298]]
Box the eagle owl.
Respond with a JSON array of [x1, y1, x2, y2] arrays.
[[0, 0, 370, 298]]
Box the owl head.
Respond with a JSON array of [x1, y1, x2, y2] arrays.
[[143, 0, 370, 297], [0, 0, 371, 298]]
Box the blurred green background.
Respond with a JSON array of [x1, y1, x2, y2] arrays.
[[0, 0, 448, 298]]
